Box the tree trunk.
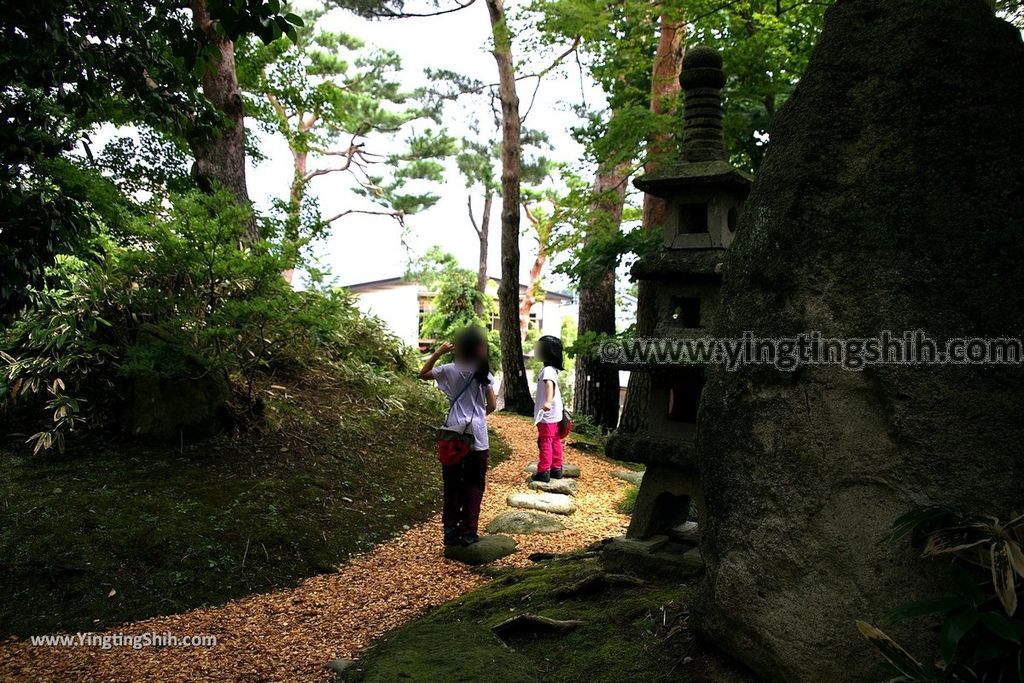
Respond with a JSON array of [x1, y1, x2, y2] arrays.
[[471, 191, 493, 317], [620, 13, 684, 433], [486, 0, 532, 414], [574, 163, 628, 430], [519, 203, 548, 338], [189, 0, 259, 245], [282, 149, 307, 284], [518, 248, 546, 339], [639, 12, 684, 233]]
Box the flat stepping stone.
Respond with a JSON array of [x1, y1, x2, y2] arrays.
[[486, 510, 566, 534], [668, 520, 700, 544], [524, 460, 580, 478], [507, 491, 576, 515], [527, 477, 577, 496], [444, 534, 517, 565], [325, 659, 355, 676], [610, 470, 644, 486]]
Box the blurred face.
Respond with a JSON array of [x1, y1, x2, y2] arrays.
[[533, 340, 544, 357], [455, 331, 486, 361]]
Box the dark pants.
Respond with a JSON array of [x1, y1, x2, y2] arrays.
[[441, 449, 489, 537]]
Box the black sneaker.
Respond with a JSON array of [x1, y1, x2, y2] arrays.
[[461, 533, 480, 545], [443, 527, 461, 546], [531, 471, 551, 483], [550, 468, 563, 480]]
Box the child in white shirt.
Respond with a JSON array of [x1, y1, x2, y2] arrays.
[[531, 335, 565, 483]]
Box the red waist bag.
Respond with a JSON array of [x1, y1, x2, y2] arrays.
[[438, 438, 471, 466], [436, 375, 475, 465], [557, 408, 573, 440]]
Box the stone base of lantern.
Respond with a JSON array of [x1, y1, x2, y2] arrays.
[[601, 534, 704, 578]]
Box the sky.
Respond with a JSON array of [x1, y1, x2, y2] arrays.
[[245, 0, 606, 292]]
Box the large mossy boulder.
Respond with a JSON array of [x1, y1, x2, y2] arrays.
[[695, 2, 1024, 681]]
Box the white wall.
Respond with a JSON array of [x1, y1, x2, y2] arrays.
[[351, 284, 421, 348], [536, 299, 573, 338]]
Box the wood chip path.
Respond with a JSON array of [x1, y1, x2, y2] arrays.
[[0, 414, 631, 682]]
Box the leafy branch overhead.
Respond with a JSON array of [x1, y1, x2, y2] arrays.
[[237, 8, 454, 269]]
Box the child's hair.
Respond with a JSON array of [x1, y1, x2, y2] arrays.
[[536, 335, 564, 371], [453, 326, 492, 385]]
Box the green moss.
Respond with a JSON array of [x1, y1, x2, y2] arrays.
[[355, 622, 538, 683], [0, 374, 448, 637], [618, 484, 639, 514], [350, 556, 716, 683], [487, 426, 512, 467]]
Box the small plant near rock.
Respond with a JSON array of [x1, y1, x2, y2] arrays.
[[618, 484, 638, 515], [858, 506, 1024, 681]]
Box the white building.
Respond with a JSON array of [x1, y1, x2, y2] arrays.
[[345, 275, 576, 350]]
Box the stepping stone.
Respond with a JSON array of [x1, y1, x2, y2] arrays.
[[507, 492, 576, 516], [326, 659, 355, 676], [444, 534, 517, 565], [610, 470, 644, 486], [486, 510, 566, 534], [527, 477, 577, 496], [668, 520, 700, 544], [524, 460, 580, 478]]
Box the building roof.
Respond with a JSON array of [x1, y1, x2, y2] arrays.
[[344, 276, 575, 303]]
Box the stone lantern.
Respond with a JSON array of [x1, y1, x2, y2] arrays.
[[604, 45, 752, 571]]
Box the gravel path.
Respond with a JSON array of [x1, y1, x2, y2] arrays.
[[0, 413, 631, 682]]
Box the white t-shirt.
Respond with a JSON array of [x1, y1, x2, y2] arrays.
[[534, 366, 563, 425], [432, 362, 493, 451]]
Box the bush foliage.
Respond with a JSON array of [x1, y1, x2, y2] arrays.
[[1, 190, 415, 453]]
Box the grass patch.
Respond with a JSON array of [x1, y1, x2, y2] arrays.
[[488, 425, 512, 467], [618, 484, 639, 514], [0, 370, 449, 637], [350, 554, 753, 682]]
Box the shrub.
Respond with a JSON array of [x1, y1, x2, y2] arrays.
[[858, 506, 1024, 681], [1, 191, 416, 452]]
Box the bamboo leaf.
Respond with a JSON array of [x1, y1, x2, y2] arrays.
[[940, 609, 980, 664], [887, 596, 968, 623], [1007, 541, 1024, 580], [857, 621, 937, 681], [978, 611, 1022, 644], [925, 524, 992, 557], [992, 542, 1018, 617]]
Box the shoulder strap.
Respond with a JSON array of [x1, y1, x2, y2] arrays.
[[443, 373, 476, 431], [451, 374, 476, 404]]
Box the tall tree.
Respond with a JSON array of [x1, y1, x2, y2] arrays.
[[455, 128, 551, 317], [518, 190, 561, 337], [531, 0, 670, 427], [619, 10, 684, 434], [0, 0, 299, 315], [485, 0, 532, 413], [457, 140, 499, 315], [238, 10, 451, 280], [190, 0, 260, 244], [573, 162, 629, 428]]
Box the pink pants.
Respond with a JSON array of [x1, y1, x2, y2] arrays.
[[536, 421, 564, 473]]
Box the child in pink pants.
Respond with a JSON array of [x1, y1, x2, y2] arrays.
[[532, 336, 565, 482]]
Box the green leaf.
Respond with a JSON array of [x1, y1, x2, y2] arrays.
[[978, 611, 1022, 643], [925, 523, 993, 557], [856, 621, 938, 681], [992, 541, 1019, 616], [939, 608, 980, 664], [951, 566, 987, 608], [887, 596, 968, 623]]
